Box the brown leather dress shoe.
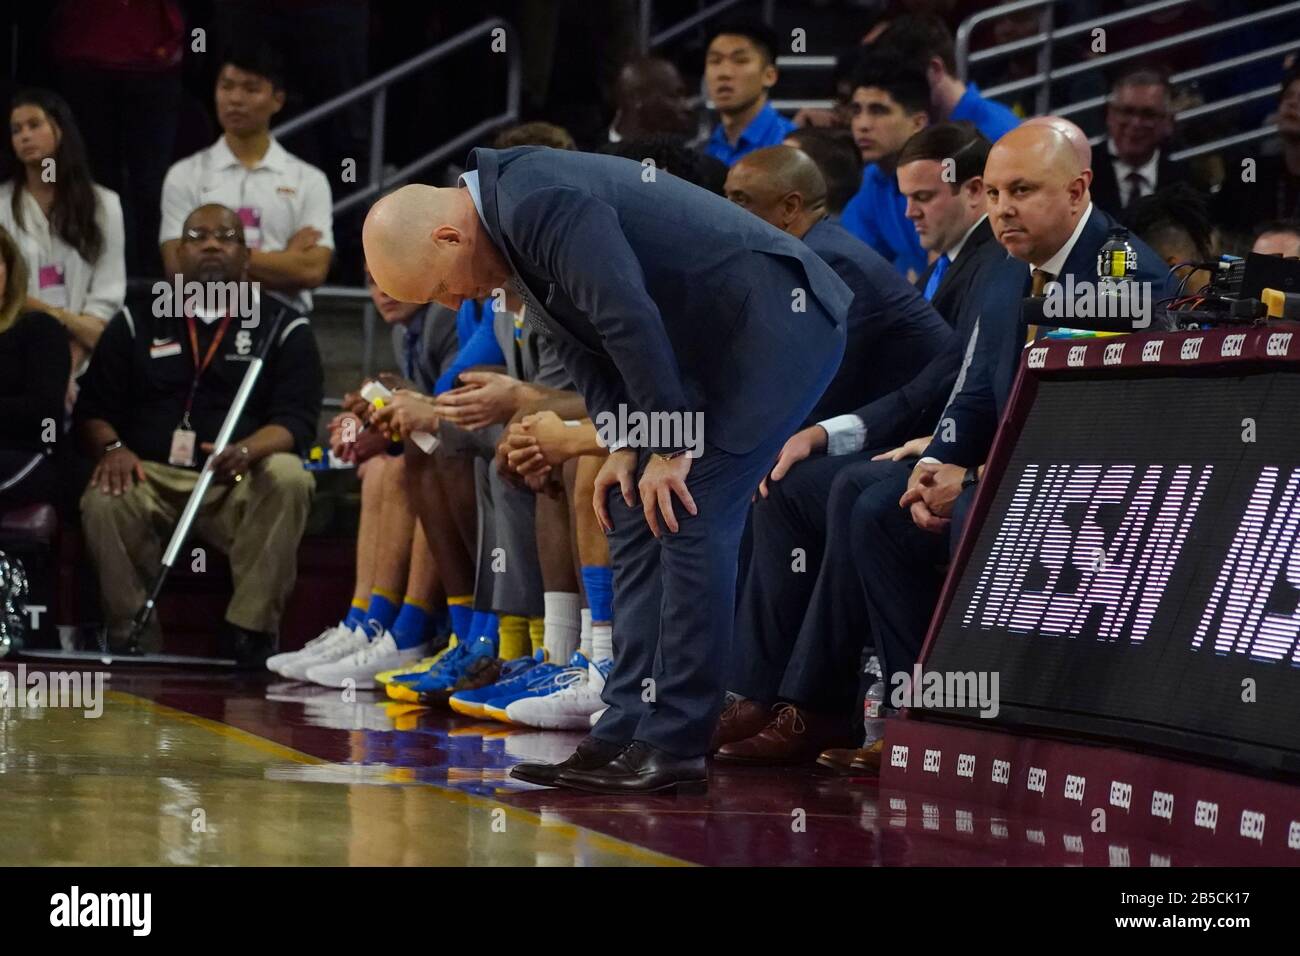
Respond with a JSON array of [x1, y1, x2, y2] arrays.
[[710, 696, 771, 752], [714, 703, 855, 765], [816, 739, 884, 775]]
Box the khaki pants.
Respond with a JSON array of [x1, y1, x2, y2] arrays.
[[80, 454, 315, 639]]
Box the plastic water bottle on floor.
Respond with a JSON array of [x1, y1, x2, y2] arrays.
[[863, 655, 885, 746]]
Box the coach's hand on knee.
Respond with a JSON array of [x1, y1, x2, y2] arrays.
[[593, 449, 637, 533], [639, 452, 697, 538]]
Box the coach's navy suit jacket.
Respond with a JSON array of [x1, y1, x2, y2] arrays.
[[465, 147, 853, 454], [923, 205, 1175, 467], [801, 218, 955, 438]]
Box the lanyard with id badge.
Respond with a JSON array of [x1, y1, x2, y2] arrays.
[[170, 313, 235, 467]]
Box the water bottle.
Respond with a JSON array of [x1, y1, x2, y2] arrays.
[[863, 654, 885, 746]]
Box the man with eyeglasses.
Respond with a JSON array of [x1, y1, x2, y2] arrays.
[[1091, 68, 1195, 223], [75, 203, 323, 662]]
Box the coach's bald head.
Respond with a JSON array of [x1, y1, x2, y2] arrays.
[[984, 124, 1091, 265], [1022, 114, 1094, 181], [724, 145, 829, 237], [363, 183, 512, 309]]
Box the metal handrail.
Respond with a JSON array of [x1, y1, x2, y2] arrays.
[[1169, 125, 1278, 163], [979, 2, 1300, 100], [271, 18, 521, 218], [1055, 39, 1300, 119]]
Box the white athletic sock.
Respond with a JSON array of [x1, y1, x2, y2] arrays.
[[591, 622, 613, 663], [579, 608, 593, 659], [543, 591, 581, 663]]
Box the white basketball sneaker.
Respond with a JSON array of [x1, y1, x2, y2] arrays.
[[304, 630, 430, 689], [267, 621, 350, 676], [506, 658, 612, 730], [277, 625, 370, 681]]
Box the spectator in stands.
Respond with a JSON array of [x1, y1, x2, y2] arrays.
[[608, 57, 696, 143], [493, 122, 577, 151], [871, 14, 1021, 141], [839, 54, 932, 279], [850, 125, 1174, 723], [1215, 62, 1300, 248], [51, 0, 184, 276], [703, 20, 796, 166], [0, 89, 126, 402], [0, 226, 70, 509], [75, 203, 322, 662], [715, 128, 1002, 768], [1129, 184, 1218, 293], [269, 262, 465, 683], [1253, 219, 1300, 258], [159, 41, 333, 309], [1091, 68, 1194, 222], [782, 127, 863, 218], [601, 136, 728, 195]]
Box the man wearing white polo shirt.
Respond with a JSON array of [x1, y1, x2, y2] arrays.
[[159, 41, 333, 308]]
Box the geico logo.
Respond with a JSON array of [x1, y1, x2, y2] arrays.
[[1027, 347, 1048, 369], [956, 809, 974, 833], [1068, 345, 1087, 367], [991, 821, 1009, 839], [1109, 845, 1131, 867], [1151, 853, 1171, 867], [1064, 774, 1086, 803], [1103, 342, 1125, 365], [923, 749, 941, 773], [1151, 790, 1174, 820], [1240, 810, 1266, 842], [957, 753, 976, 778], [1027, 766, 1047, 793], [1194, 800, 1219, 831], [1063, 834, 1084, 853], [992, 758, 1011, 785], [1180, 337, 1203, 360], [889, 797, 907, 812], [1221, 333, 1246, 357], [1110, 781, 1132, 809], [1141, 340, 1163, 362], [1288, 821, 1300, 850], [1267, 332, 1293, 356], [890, 744, 909, 769], [1026, 829, 1046, 845]]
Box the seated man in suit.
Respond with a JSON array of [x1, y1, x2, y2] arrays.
[[851, 124, 1177, 730], [362, 146, 852, 794], [1091, 68, 1196, 223], [715, 126, 1004, 764]]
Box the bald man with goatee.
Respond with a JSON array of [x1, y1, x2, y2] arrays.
[[364, 147, 851, 794], [849, 123, 1175, 703]]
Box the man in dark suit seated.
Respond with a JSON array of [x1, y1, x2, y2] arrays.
[[362, 146, 852, 794], [1090, 68, 1196, 224], [850, 124, 1177, 742], [714, 127, 1004, 765]]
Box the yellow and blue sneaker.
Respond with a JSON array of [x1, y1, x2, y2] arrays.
[[483, 652, 588, 724], [448, 650, 547, 718], [375, 636, 458, 688]]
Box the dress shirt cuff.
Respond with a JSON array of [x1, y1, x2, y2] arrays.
[[818, 415, 866, 456], [917, 456, 942, 466]]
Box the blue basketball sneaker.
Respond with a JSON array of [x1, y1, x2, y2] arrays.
[[448, 650, 548, 719], [483, 652, 588, 724]]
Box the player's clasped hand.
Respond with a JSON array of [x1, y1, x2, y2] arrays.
[[433, 370, 518, 430]]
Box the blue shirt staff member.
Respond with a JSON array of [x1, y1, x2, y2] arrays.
[[362, 147, 851, 795], [703, 20, 797, 167]]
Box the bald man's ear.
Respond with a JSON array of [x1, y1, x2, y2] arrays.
[[432, 224, 464, 247], [1067, 173, 1089, 207], [781, 191, 803, 227]]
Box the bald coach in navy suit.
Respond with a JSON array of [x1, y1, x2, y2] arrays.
[[363, 146, 851, 793]]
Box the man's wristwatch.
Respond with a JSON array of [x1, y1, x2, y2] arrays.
[[961, 466, 980, 490], [655, 449, 690, 462], [102, 440, 124, 457]]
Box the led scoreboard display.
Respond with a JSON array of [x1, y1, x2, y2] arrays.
[[924, 324, 1300, 775]]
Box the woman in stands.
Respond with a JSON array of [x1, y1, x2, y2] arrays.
[[0, 88, 125, 406], [0, 226, 69, 508]]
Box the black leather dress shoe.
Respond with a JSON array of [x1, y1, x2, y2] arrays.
[[510, 736, 626, 787], [218, 623, 274, 671], [555, 741, 708, 795]]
